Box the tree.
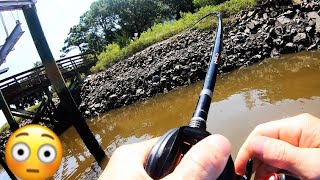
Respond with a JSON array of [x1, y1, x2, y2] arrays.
[[62, 0, 120, 55], [33, 61, 42, 68], [87, 0, 119, 44], [193, 0, 227, 8], [86, 32, 106, 53], [61, 0, 176, 54], [163, 0, 196, 20], [62, 23, 89, 54], [111, 0, 163, 38]]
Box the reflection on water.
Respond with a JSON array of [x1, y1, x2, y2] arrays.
[[216, 50, 320, 103], [207, 94, 320, 157], [1, 51, 320, 179]]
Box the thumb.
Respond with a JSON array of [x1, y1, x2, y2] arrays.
[[163, 134, 231, 180], [251, 136, 320, 179]]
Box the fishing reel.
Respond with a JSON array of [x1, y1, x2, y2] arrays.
[[144, 126, 253, 180], [144, 11, 300, 180], [143, 12, 252, 180]]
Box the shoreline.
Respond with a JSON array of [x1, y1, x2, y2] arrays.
[[0, 0, 319, 154], [79, 0, 320, 118]]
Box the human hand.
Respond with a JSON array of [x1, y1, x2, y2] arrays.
[[235, 113, 320, 179], [99, 134, 231, 180]]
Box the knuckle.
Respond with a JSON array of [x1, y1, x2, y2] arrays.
[[275, 144, 286, 160], [253, 123, 266, 134], [310, 129, 320, 148], [272, 141, 290, 166], [297, 113, 312, 122], [299, 113, 311, 118], [255, 124, 264, 131]]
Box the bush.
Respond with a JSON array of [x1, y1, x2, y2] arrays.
[[0, 103, 41, 133], [193, 0, 227, 8], [115, 32, 131, 48], [91, 43, 122, 72], [91, 0, 257, 73]]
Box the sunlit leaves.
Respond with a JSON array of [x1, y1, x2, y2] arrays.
[[61, 0, 197, 55]]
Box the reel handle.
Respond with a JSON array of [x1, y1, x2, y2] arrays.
[[145, 126, 250, 180]]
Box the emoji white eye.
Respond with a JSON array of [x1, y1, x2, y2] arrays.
[[12, 143, 30, 162], [38, 144, 56, 164]]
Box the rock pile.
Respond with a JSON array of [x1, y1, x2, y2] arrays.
[[79, 0, 320, 118], [222, 0, 320, 71]]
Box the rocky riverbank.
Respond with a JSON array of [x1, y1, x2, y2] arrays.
[[79, 0, 320, 118], [0, 0, 318, 159]]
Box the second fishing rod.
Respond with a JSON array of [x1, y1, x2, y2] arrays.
[[144, 13, 253, 180]]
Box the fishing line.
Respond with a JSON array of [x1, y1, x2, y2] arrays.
[[178, 11, 220, 38]]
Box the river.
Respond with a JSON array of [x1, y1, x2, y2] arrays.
[[1, 50, 320, 179]]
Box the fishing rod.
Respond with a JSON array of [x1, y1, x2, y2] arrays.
[[143, 12, 302, 180], [144, 12, 253, 180]]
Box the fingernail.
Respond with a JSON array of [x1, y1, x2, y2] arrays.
[[206, 134, 231, 157]]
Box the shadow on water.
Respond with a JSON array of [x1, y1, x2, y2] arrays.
[[1, 50, 320, 179]]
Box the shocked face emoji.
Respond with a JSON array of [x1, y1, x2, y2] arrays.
[[5, 125, 63, 180]]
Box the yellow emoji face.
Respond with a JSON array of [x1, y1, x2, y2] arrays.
[[5, 125, 63, 180]]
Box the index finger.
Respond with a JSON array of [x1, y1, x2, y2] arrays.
[[235, 113, 320, 174]]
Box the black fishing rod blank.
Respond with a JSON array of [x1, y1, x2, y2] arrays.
[[189, 12, 223, 130], [144, 13, 252, 180]]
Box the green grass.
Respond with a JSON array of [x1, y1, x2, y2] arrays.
[[91, 0, 257, 73], [92, 43, 122, 72], [65, 80, 71, 89], [0, 120, 19, 134], [0, 103, 41, 133], [27, 103, 41, 112]]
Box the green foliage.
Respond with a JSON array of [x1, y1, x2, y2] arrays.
[[162, 0, 196, 19], [193, 0, 226, 8], [91, 43, 122, 72], [92, 0, 256, 73], [26, 61, 43, 86], [65, 80, 71, 88], [26, 103, 41, 112], [62, 24, 89, 54], [111, 0, 164, 38], [62, 0, 198, 55], [62, 0, 119, 55], [0, 103, 41, 133], [33, 61, 42, 68], [114, 31, 131, 48], [0, 123, 11, 134]]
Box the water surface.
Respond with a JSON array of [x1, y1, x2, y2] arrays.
[[1, 51, 320, 179]]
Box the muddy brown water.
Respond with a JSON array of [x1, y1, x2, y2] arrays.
[[1, 50, 320, 179]]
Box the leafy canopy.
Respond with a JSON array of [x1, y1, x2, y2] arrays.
[[62, 0, 197, 55]]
